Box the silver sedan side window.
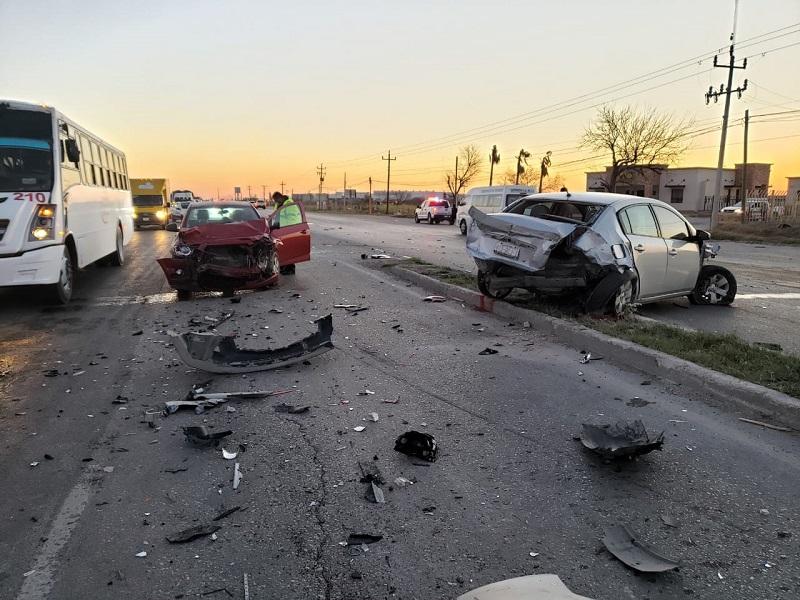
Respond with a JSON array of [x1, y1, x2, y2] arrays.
[[621, 205, 659, 237]]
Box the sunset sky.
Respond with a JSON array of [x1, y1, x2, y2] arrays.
[[2, 0, 799, 198]]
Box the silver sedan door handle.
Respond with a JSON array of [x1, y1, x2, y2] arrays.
[[668, 248, 678, 256], [634, 244, 646, 253]]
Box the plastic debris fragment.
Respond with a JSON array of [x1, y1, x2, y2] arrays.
[[602, 524, 679, 572], [166, 524, 221, 544], [394, 431, 438, 462], [580, 420, 664, 459]]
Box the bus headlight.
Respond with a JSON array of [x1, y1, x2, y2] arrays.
[[29, 204, 57, 241], [156, 209, 167, 220]]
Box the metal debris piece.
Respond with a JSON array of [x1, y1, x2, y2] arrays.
[[394, 431, 438, 462], [166, 524, 221, 544], [183, 426, 233, 447], [393, 477, 413, 487], [221, 448, 237, 460], [369, 412, 379, 422], [423, 295, 446, 303], [738, 417, 792, 432], [366, 482, 386, 504], [457, 575, 595, 600], [353, 426, 366, 432], [212, 506, 242, 521], [274, 403, 310, 414], [370, 254, 391, 259], [358, 461, 384, 484], [135, 551, 147, 558], [580, 420, 664, 459], [626, 397, 654, 408], [660, 514, 678, 528], [233, 463, 242, 489], [346, 533, 383, 545], [602, 524, 679, 572], [168, 315, 334, 374], [358, 389, 376, 396], [580, 353, 592, 364], [478, 347, 498, 355]]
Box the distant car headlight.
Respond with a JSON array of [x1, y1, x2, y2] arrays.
[[156, 209, 167, 220], [173, 243, 193, 257], [132, 208, 137, 217]]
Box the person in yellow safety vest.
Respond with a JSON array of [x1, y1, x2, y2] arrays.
[[271, 192, 302, 228]]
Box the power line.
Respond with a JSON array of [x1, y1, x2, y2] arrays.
[[326, 22, 800, 168]]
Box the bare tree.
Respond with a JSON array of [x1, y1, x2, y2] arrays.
[[540, 173, 566, 192], [445, 145, 482, 224], [581, 105, 693, 193], [499, 167, 538, 186]]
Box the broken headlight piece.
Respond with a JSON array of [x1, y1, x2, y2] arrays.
[[173, 243, 193, 257]]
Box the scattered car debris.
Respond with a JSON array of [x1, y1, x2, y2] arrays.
[[135, 551, 147, 558], [369, 412, 379, 422], [626, 397, 654, 408], [738, 418, 792, 432], [353, 426, 366, 432], [366, 482, 386, 504], [169, 314, 334, 374], [221, 448, 237, 460], [602, 524, 679, 572], [183, 426, 233, 447], [754, 342, 783, 352], [112, 395, 129, 405], [358, 461, 384, 484], [334, 304, 369, 313], [394, 431, 438, 462], [660, 514, 678, 528], [423, 295, 446, 303], [370, 254, 392, 259], [166, 524, 221, 544], [580, 420, 664, 459], [274, 403, 310, 414], [478, 347, 499, 355], [167, 388, 295, 415], [132, 330, 143, 336], [457, 575, 595, 600], [358, 389, 376, 396], [393, 476, 413, 487], [243, 573, 250, 600], [43, 369, 60, 377], [164, 467, 188, 474], [346, 533, 383, 545], [212, 506, 242, 521], [233, 463, 242, 489]]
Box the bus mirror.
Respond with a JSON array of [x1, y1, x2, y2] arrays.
[[65, 139, 80, 165]]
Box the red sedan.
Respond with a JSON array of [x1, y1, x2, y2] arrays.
[[157, 201, 310, 300]]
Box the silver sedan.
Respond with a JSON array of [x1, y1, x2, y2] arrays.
[[466, 191, 736, 315]]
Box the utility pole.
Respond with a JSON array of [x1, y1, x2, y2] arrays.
[[489, 145, 500, 186], [280, 181, 286, 194], [368, 177, 373, 214], [382, 151, 396, 215], [316, 164, 326, 210], [261, 185, 266, 204], [343, 172, 347, 209], [706, 1, 747, 229], [741, 108, 749, 224], [453, 155, 459, 206], [515, 148, 530, 185], [247, 185, 251, 201]]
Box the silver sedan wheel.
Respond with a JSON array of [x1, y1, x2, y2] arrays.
[[612, 279, 633, 316], [702, 273, 730, 304]]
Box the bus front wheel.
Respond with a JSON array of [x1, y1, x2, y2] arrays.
[[49, 247, 74, 304]]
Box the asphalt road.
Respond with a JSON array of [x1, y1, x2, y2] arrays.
[[309, 211, 800, 355], [0, 227, 798, 599]]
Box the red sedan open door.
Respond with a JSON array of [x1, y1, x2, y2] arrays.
[[270, 201, 311, 266]]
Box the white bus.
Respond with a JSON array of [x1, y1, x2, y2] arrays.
[[0, 99, 133, 303]]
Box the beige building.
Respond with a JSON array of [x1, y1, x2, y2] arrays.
[[586, 164, 771, 212]]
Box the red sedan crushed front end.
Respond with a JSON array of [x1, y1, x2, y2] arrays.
[[157, 220, 279, 293]]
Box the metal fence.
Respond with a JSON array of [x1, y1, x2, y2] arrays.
[[708, 191, 798, 223]]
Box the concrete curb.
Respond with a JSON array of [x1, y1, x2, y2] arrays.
[[387, 265, 800, 430]]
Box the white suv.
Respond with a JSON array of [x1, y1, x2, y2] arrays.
[[414, 198, 452, 224]]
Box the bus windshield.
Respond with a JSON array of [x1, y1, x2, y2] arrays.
[[132, 195, 164, 207], [0, 142, 53, 192], [0, 108, 54, 192]]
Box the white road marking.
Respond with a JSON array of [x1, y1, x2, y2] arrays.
[[736, 293, 800, 300], [16, 476, 93, 600]]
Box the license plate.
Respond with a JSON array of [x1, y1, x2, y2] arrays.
[[494, 241, 520, 259], [142, 217, 150, 221]]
